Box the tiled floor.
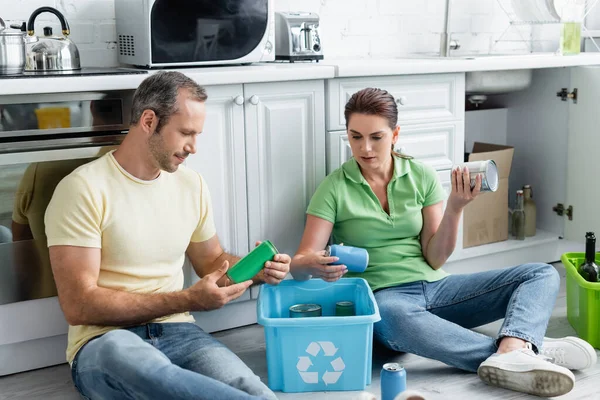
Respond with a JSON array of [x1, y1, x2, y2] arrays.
[[1, 264, 599, 399]]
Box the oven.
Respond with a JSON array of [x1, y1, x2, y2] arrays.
[[0, 90, 133, 375]]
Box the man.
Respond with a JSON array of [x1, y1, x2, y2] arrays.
[[45, 71, 289, 400]]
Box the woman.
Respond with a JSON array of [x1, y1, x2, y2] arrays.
[[290, 88, 596, 397]]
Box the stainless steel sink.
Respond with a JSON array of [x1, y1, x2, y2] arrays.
[[402, 52, 542, 60], [465, 69, 532, 94], [400, 53, 534, 94]]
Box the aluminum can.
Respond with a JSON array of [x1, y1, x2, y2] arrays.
[[289, 303, 322, 318], [325, 244, 369, 273], [381, 363, 407, 400], [335, 301, 355, 316], [454, 159, 498, 192]]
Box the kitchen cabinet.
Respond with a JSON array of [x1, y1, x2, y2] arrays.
[[446, 66, 600, 273], [185, 80, 326, 333], [468, 66, 600, 263]]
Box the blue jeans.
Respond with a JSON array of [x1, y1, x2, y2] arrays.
[[374, 263, 560, 372], [71, 322, 276, 400]]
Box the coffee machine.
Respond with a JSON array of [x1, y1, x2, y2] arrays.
[[275, 12, 323, 62]]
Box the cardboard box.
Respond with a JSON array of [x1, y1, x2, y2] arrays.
[[463, 142, 514, 249]]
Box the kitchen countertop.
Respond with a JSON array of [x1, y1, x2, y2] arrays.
[[324, 52, 600, 78], [3, 53, 600, 95], [0, 63, 336, 96]]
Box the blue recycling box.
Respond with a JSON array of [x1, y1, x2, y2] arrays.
[[257, 278, 381, 393]]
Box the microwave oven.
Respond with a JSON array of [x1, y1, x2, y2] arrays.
[[115, 0, 275, 68]]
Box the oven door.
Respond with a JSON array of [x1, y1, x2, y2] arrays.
[[0, 138, 122, 306]]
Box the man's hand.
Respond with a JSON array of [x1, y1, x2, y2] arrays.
[[259, 253, 291, 285], [253, 241, 290, 285], [186, 260, 252, 311]]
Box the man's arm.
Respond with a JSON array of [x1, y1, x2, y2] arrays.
[[186, 235, 242, 286], [50, 245, 252, 327]]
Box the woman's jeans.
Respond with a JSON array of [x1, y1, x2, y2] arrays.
[[71, 322, 276, 400], [374, 263, 560, 372]]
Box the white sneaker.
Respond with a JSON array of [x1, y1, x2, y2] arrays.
[[477, 343, 575, 397], [541, 336, 598, 370]]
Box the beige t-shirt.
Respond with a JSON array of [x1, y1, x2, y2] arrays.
[[44, 150, 216, 363]]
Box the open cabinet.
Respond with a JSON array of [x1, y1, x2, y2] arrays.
[[449, 66, 600, 273]]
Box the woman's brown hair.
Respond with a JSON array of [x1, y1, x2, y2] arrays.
[[344, 87, 412, 159]]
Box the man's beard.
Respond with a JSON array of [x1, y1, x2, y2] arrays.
[[148, 129, 177, 173]]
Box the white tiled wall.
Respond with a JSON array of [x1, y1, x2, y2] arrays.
[[0, 0, 562, 67]]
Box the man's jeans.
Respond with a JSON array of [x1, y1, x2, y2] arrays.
[[71, 322, 276, 400], [374, 263, 560, 372]]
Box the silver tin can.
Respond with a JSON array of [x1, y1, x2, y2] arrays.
[[455, 160, 498, 192], [289, 303, 322, 318]]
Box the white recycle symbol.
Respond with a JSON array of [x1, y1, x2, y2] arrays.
[[296, 341, 345, 385]]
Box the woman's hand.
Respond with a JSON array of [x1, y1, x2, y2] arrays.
[[446, 166, 482, 214], [293, 250, 348, 282]]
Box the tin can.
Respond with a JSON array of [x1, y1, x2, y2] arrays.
[[289, 303, 322, 318], [381, 363, 407, 400], [325, 244, 369, 273], [454, 160, 498, 193], [335, 301, 355, 316], [227, 240, 279, 284]]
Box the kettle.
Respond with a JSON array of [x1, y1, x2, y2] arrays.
[[24, 7, 80, 71], [0, 17, 26, 74]]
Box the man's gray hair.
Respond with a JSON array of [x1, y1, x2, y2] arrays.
[[130, 71, 208, 132]]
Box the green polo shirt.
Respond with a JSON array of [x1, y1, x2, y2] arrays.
[[307, 156, 449, 291]]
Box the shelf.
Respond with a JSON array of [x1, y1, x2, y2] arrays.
[[582, 29, 600, 38], [449, 229, 560, 262]]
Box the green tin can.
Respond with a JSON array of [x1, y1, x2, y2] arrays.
[[227, 240, 278, 284], [335, 301, 355, 316], [289, 304, 322, 318]]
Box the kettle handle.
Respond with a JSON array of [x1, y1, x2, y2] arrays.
[[27, 7, 71, 37], [0, 17, 6, 32]]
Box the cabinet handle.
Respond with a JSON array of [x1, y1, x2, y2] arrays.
[[396, 96, 407, 106], [233, 95, 244, 106], [249, 95, 260, 105]]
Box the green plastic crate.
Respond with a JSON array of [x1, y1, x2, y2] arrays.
[[561, 252, 600, 349]]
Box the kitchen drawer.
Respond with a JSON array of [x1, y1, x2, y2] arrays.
[[327, 122, 463, 174], [395, 121, 463, 171], [326, 73, 465, 131]]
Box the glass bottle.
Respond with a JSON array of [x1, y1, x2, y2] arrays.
[[523, 185, 536, 237], [579, 232, 599, 282], [512, 190, 526, 240], [560, 0, 584, 56]]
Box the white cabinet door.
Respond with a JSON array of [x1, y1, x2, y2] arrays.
[[244, 80, 326, 257], [327, 74, 464, 131], [327, 130, 352, 174], [184, 84, 249, 284], [396, 122, 462, 171], [564, 66, 600, 241]]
